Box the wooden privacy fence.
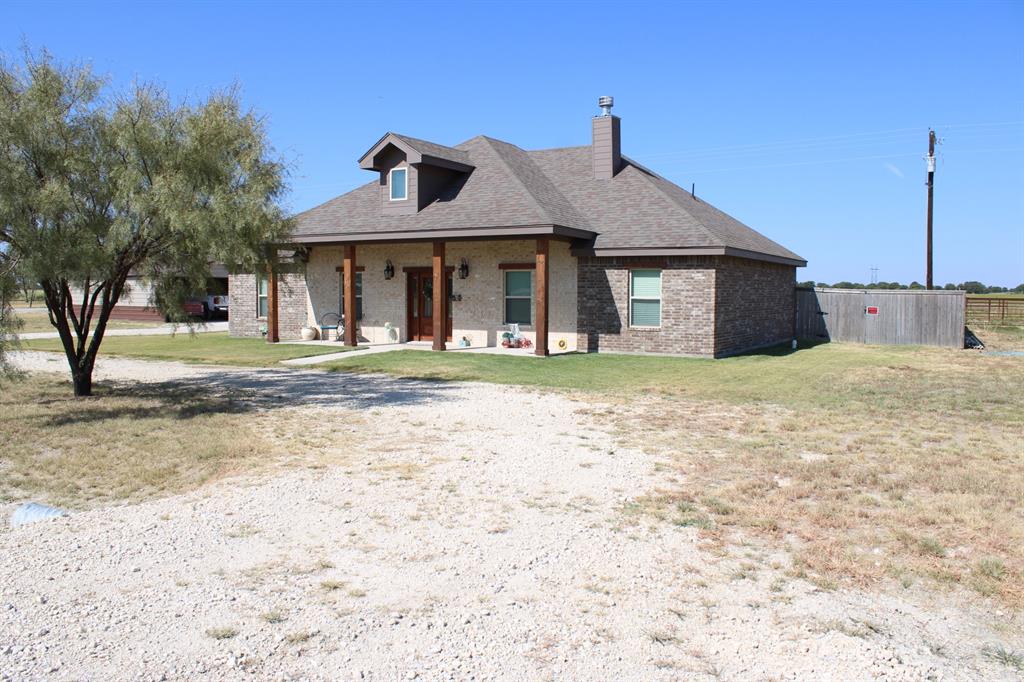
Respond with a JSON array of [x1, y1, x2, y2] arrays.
[[965, 297, 1024, 325], [795, 288, 965, 348]]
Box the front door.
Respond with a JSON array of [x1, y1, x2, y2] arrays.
[[407, 270, 453, 342]]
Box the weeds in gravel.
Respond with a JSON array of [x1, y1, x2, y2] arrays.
[[284, 631, 314, 644], [225, 523, 260, 539], [260, 610, 286, 624], [982, 644, 1024, 671], [975, 558, 1006, 580], [914, 536, 947, 558], [645, 630, 680, 646], [320, 580, 346, 591], [206, 627, 238, 640]]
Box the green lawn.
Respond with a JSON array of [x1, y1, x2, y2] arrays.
[[320, 341, 1021, 415], [21, 332, 359, 367]]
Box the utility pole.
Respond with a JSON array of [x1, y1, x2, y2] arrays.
[[926, 129, 936, 290]]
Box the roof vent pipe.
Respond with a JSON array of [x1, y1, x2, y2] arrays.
[[598, 95, 614, 116]]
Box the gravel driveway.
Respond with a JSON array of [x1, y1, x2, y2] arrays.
[[1, 353, 1017, 681]]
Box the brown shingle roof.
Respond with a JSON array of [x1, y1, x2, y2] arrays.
[[388, 133, 473, 167], [293, 134, 805, 265]]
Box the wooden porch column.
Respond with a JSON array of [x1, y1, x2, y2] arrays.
[[432, 241, 447, 351], [343, 244, 357, 347], [535, 238, 549, 356], [266, 258, 279, 344]]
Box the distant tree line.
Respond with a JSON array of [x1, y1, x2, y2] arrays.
[[797, 281, 1024, 294]]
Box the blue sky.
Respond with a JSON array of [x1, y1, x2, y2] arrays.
[[5, 0, 1022, 285]]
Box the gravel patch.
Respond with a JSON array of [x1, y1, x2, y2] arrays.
[[1, 352, 1019, 680]]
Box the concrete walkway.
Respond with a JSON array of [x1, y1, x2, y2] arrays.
[[16, 321, 229, 341], [280, 340, 568, 366]]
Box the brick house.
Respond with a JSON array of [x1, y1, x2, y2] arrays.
[[230, 97, 805, 357]]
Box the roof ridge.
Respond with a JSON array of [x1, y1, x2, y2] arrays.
[[620, 154, 723, 247], [478, 136, 557, 225], [482, 137, 590, 229], [392, 131, 460, 151]]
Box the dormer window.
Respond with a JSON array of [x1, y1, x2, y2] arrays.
[[389, 168, 407, 201]]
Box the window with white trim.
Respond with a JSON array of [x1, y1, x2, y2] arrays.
[[629, 269, 662, 327], [504, 270, 533, 325], [339, 272, 363, 320], [257, 274, 268, 318], [389, 168, 407, 201]]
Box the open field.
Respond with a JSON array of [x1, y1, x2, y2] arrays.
[[21, 331, 358, 367], [1, 344, 1022, 679]]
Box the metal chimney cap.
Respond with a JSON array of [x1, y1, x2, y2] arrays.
[[598, 95, 614, 116]]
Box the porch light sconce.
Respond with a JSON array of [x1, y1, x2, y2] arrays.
[[384, 259, 395, 280], [458, 258, 470, 280]]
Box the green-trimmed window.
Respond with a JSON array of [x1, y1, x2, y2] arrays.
[[504, 270, 533, 325], [257, 274, 269, 318], [629, 269, 662, 327], [339, 272, 363, 320]]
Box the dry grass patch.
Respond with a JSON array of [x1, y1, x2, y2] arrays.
[[0, 374, 276, 508], [605, 347, 1024, 608], [205, 626, 238, 640]]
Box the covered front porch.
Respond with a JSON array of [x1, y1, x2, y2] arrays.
[[261, 234, 581, 357]]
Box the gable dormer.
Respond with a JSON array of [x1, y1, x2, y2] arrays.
[[358, 133, 474, 215]]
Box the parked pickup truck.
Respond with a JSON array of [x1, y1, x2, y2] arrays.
[[182, 295, 230, 319]]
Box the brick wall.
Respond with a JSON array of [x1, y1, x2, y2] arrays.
[[577, 255, 796, 357], [228, 271, 308, 341], [714, 257, 795, 356], [577, 256, 717, 356], [231, 250, 796, 355]]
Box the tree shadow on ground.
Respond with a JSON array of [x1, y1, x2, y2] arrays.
[[33, 366, 461, 427]]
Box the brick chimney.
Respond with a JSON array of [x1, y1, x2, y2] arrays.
[[592, 95, 621, 180]]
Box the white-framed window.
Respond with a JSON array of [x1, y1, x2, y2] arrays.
[[339, 272, 363, 320], [389, 167, 407, 201], [629, 269, 662, 328], [504, 270, 533, 325], [257, 274, 269, 318]]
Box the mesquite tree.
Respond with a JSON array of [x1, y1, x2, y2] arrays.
[[0, 52, 289, 395]]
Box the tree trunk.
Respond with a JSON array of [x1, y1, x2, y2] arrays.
[[41, 274, 125, 398], [72, 366, 93, 397]]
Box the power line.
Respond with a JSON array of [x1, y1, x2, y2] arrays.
[[632, 120, 1024, 161], [652, 146, 1024, 174]]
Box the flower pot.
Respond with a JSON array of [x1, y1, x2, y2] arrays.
[[300, 326, 318, 341]]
